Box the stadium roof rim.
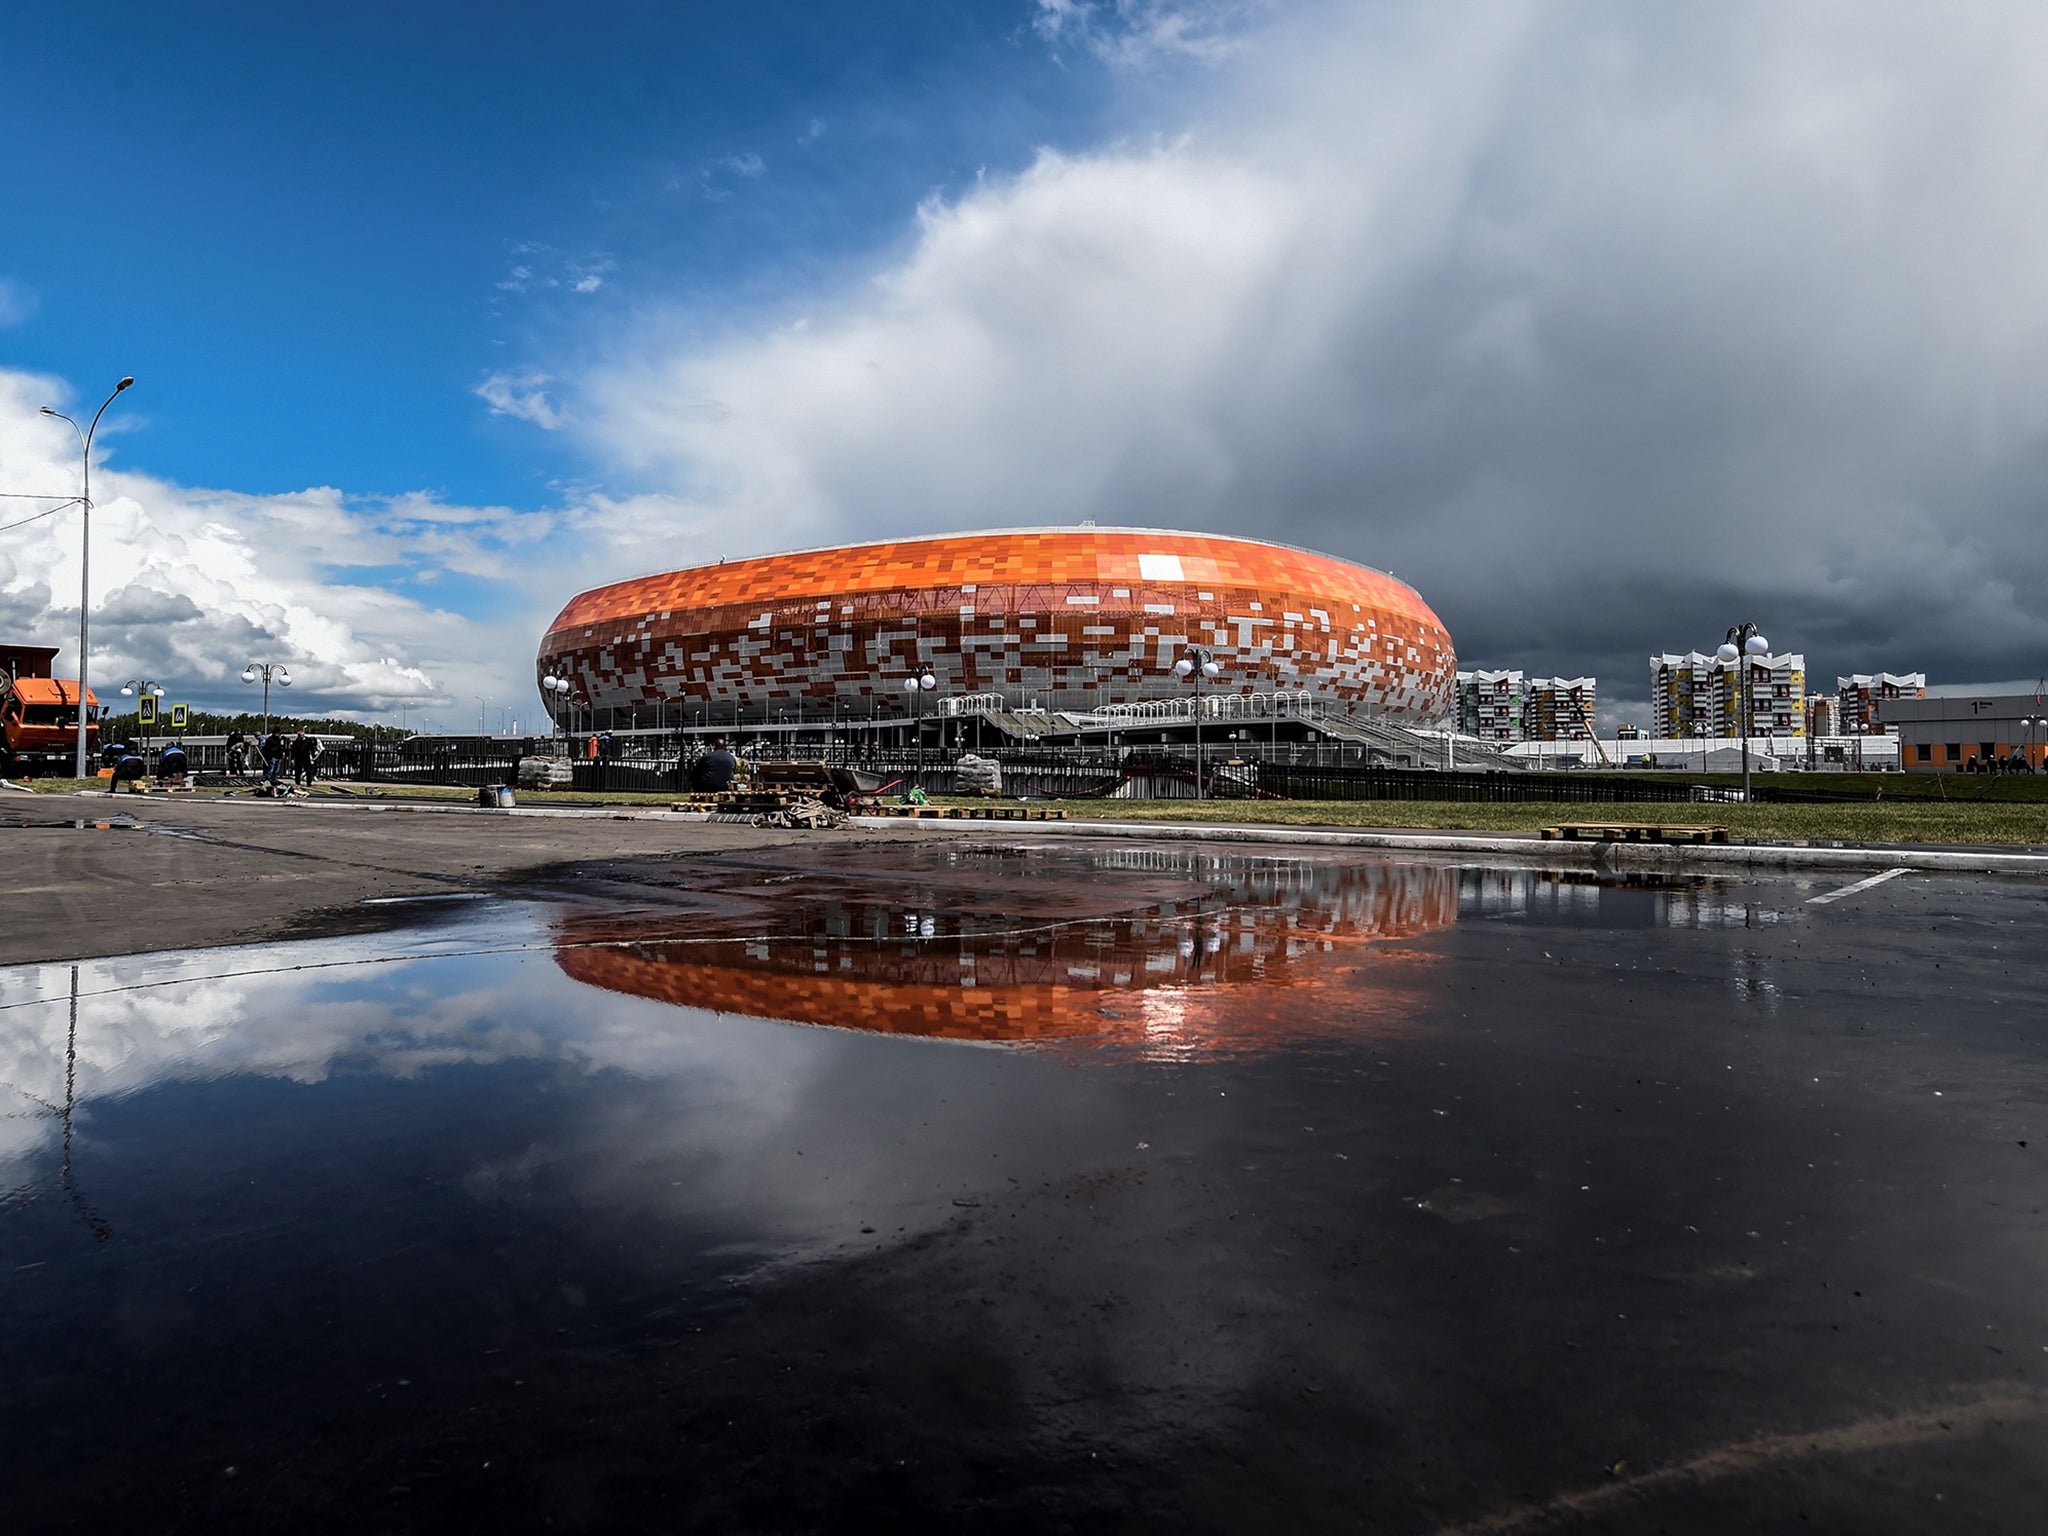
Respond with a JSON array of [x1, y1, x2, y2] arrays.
[[574, 525, 1414, 598]]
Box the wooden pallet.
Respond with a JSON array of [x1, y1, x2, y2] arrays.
[[1540, 822, 1728, 844], [670, 791, 812, 813]]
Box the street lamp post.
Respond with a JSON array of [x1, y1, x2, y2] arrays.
[[40, 376, 135, 778], [2024, 716, 2046, 774], [541, 674, 583, 742], [1173, 645, 1223, 799], [1716, 623, 1771, 803], [241, 661, 292, 739], [902, 669, 938, 790]]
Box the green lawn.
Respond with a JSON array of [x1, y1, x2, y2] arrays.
[[1567, 770, 2048, 803], [1053, 797, 2048, 847]]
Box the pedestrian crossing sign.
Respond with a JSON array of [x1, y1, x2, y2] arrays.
[[138, 696, 156, 727], [171, 703, 189, 729]]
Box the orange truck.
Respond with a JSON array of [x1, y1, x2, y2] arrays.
[[0, 676, 100, 776]]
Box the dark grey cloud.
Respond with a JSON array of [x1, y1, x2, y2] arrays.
[[584, 1, 2048, 719]]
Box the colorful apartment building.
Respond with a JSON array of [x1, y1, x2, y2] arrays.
[[1650, 652, 1721, 737], [1652, 650, 1805, 738], [1455, 669, 1525, 741], [1836, 672, 1925, 735], [1525, 676, 1596, 741], [1740, 653, 1806, 737]]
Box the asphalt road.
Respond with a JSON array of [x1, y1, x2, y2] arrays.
[[0, 795, 973, 965], [2, 827, 2044, 1533]]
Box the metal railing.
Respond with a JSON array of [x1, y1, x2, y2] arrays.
[[156, 736, 1717, 806]]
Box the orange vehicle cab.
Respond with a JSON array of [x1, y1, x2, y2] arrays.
[[0, 676, 101, 774]]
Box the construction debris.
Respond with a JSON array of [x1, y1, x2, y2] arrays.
[[753, 797, 848, 830], [953, 754, 1003, 796]]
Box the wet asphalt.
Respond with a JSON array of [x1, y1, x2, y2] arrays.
[[2, 840, 2045, 1534]]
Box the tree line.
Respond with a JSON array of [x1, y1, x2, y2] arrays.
[[98, 707, 414, 743]]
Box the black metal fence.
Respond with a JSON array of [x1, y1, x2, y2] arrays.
[[317, 739, 1725, 806], [1248, 760, 1701, 804]]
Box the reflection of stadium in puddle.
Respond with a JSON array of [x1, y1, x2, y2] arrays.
[[554, 857, 1461, 1057]]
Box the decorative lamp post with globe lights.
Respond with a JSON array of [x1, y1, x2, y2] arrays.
[[241, 661, 291, 740], [1173, 644, 1224, 800], [541, 673, 588, 742], [902, 669, 938, 789], [1715, 623, 1771, 801]]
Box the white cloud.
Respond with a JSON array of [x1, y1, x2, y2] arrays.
[[721, 151, 766, 178], [0, 278, 34, 328], [474, 370, 565, 430], [566, 0, 2048, 706], [0, 367, 661, 721], [1032, 0, 1264, 67], [492, 247, 613, 305]]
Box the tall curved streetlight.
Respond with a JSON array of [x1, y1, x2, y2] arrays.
[[903, 669, 938, 790], [40, 376, 135, 778], [241, 661, 291, 739], [1716, 623, 1771, 802], [1173, 645, 1224, 800]]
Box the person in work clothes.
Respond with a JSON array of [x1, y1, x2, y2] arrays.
[[262, 730, 289, 787], [290, 731, 320, 786]]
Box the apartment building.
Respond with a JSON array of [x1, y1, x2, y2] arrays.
[[1836, 672, 1925, 735], [1650, 652, 1722, 737], [1525, 676, 1596, 741], [1455, 669, 1525, 742], [1652, 650, 1805, 738], [1804, 693, 1838, 739], [1740, 653, 1805, 736]]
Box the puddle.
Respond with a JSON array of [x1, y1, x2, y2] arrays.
[[553, 856, 1458, 1052], [359, 891, 495, 905], [2, 844, 2044, 1531]]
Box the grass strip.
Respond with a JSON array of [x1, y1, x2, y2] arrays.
[[1051, 798, 2048, 846]]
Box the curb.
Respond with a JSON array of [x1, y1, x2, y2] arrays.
[[846, 814, 2048, 876], [74, 791, 2048, 877]]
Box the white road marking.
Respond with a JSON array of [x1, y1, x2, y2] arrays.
[[1806, 867, 1911, 906]]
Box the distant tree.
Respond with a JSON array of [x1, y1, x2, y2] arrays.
[[96, 708, 415, 743]]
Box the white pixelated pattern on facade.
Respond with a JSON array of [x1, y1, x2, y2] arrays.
[[538, 529, 1457, 725]]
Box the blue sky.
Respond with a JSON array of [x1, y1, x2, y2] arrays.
[[4, 1, 2046, 726], [7, 3, 1121, 506]]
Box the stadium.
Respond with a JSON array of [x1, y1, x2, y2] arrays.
[[534, 528, 1457, 758]]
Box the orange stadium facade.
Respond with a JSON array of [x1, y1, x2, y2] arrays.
[[536, 527, 1456, 725]]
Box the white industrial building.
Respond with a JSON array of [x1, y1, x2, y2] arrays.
[[1503, 733, 1897, 772]]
